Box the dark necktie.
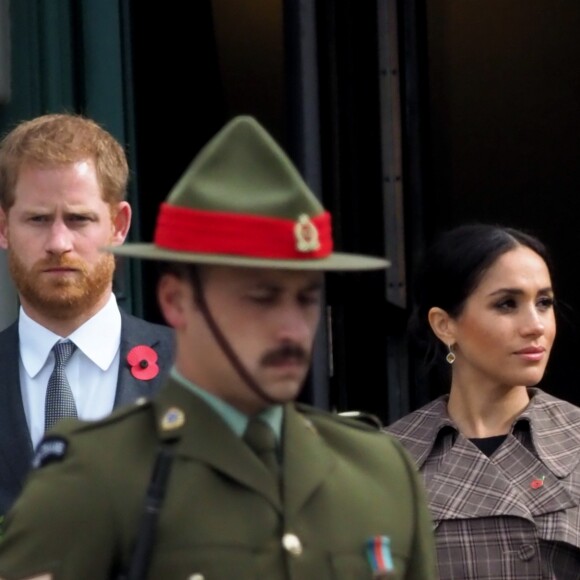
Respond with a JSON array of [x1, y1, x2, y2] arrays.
[[45, 340, 78, 431], [243, 417, 280, 477]]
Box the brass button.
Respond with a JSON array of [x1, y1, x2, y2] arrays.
[[282, 532, 303, 555]]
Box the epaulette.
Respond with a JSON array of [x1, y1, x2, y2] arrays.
[[32, 397, 153, 470], [61, 396, 153, 435], [337, 410, 383, 430], [32, 436, 70, 469], [296, 403, 383, 432]]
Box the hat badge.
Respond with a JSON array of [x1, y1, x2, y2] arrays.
[[294, 214, 321, 253]]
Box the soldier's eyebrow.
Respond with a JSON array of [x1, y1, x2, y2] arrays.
[[303, 280, 323, 292]]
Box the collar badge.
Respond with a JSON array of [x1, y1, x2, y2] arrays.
[[161, 407, 185, 431]]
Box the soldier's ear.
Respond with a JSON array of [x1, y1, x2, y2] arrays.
[[427, 306, 456, 344], [157, 273, 188, 329]]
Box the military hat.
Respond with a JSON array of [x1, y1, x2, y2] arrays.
[[108, 116, 389, 271]]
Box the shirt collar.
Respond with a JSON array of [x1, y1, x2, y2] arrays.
[[515, 387, 580, 477], [388, 388, 580, 478], [386, 395, 454, 468], [170, 367, 284, 440], [19, 311, 62, 378], [19, 294, 122, 377]]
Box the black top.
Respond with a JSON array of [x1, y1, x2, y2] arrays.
[[470, 434, 508, 457]]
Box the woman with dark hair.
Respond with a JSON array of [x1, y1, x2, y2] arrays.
[[386, 223, 580, 579]]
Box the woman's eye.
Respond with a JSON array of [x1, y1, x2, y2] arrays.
[[537, 297, 555, 310], [495, 299, 516, 310]]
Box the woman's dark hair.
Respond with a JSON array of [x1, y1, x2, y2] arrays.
[[409, 223, 553, 390]]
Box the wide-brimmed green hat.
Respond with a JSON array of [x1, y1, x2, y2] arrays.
[[108, 116, 389, 271]]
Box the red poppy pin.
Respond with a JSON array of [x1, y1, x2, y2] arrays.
[[127, 345, 159, 380], [530, 476, 545, 490]]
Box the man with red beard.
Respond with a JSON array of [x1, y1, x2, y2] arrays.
[[0, 113, 174, 517]]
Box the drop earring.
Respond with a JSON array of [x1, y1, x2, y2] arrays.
[[446, 344, 456, 365]]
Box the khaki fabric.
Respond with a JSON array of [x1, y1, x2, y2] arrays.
[[0, 379, 437, 580]]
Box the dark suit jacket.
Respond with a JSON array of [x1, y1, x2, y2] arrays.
[[0, 310, 174, 516]]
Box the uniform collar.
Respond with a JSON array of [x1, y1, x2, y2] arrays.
[[169, 368, 283, 440]]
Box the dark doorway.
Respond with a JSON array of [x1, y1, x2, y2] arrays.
[[418, 0, 580, 406]]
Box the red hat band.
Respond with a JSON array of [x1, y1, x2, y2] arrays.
[[154, 203, 333, 260]]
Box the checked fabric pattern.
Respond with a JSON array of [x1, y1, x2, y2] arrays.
[[45, 340, 78, 432], [386, 388, 580, 579]]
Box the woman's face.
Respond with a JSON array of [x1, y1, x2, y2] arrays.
[[447, 245, 556, 392]]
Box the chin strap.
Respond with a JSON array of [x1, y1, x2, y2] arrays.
[[189, 268, 278, 405]]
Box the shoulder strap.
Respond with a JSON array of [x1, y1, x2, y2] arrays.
[[117, 445, 175, 580]]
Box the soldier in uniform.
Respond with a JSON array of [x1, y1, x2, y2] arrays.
[[0, 116, 438, 580]]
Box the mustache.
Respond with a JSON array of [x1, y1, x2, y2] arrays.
[[261, 344, 310, 366], [36, 256, 87, 271]]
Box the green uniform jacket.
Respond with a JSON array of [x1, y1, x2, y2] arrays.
[[0, 379, 437, 580]]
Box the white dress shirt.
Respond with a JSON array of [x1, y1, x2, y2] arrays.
[[19, 293, 122, 449]]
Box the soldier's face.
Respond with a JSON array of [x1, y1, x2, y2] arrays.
[[0, 160, 130, 323], [166, 265, 324, 415]]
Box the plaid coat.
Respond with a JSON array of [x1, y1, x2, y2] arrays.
[[386, 388, 580, 579]]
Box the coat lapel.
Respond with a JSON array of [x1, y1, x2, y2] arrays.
[[282, 405, 335, 520], [493, 430, 577, 516], [426, 431, 576, 525], [427, 434, 531, 523], [153, 380, 282, 510]]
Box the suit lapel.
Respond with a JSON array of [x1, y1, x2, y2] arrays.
[[0, 322, 34, 508], [114, 312, 173, 407]]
